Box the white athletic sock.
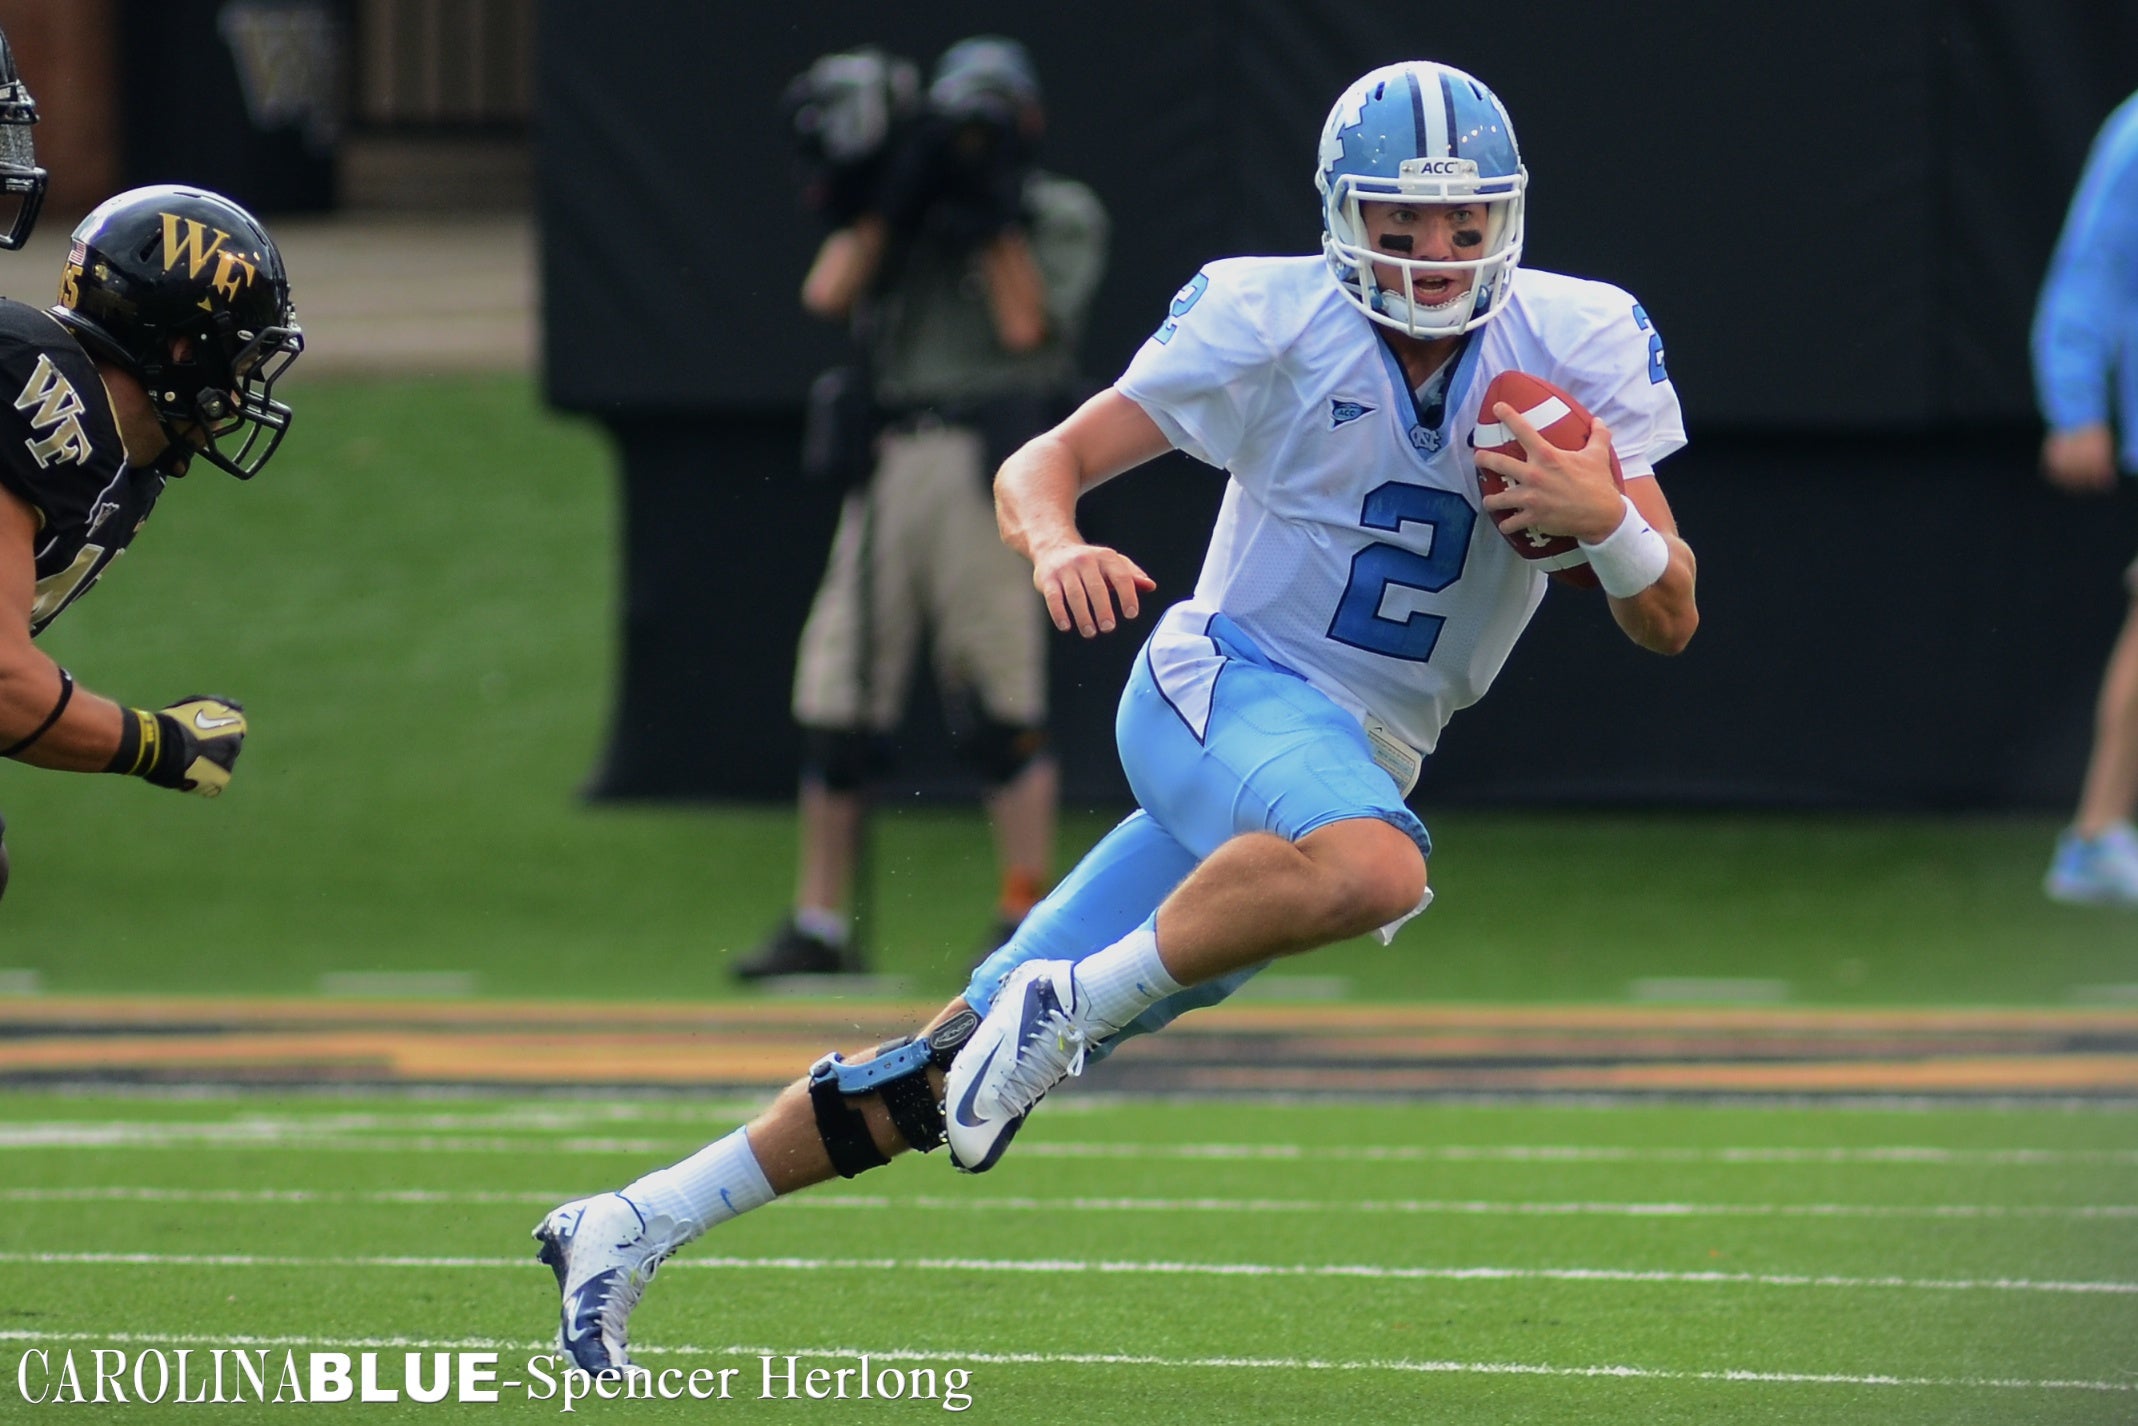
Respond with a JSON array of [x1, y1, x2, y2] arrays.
[[1071, 918, 1185, 1036], [618, 1127, 776, 1246]]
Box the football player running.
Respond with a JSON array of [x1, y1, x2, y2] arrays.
[[0, 185, 303, 899], [535, 60, 1696, 1374]]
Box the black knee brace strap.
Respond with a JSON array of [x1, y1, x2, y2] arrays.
[[805, 1007, 981, 1179]]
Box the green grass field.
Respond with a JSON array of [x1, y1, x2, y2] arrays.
[[0, 1091, 2132, 1423]]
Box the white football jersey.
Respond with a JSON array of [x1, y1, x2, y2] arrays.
[[1116, 256, 1685, 755]]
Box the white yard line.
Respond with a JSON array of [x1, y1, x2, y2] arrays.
[[1, 1122, 2131, 1164], [0, 1328, 2122, 1395], [0, 1251, 2129, 1295], [3, 1186, 2131, 1221]]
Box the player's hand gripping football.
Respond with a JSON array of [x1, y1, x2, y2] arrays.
[[1474, 405, 1627, 544], [149, 695, 247, 797], [1030, 539, 1156, 638]]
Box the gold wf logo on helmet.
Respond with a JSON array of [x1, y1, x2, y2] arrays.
[[157, 212, 258, 303]]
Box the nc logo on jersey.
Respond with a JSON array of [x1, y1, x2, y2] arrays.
[[1329, 398, 1376, 429], [1409, 425, 1443, 453], [159, 212, 258, 304]]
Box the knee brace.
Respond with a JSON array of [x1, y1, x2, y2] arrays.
[[805, 1007, 980, 1178], [952, 718, 1049, 789], [801, 728, 892, 793]]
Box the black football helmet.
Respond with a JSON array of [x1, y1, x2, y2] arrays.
[[0, 25, 46, 250], [50, 185, 303, 478]]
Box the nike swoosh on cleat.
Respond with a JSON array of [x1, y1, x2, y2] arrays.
[[561, 1272, 618, 1373], [952, 1043, 1002, 1129], [193, 710, 241, 731]]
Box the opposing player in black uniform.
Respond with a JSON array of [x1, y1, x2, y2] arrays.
[[0, 184, 303, 899]]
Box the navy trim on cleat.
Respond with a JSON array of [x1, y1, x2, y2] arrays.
[[562, 1268, 631, 1374], [532, 1194, 666, 1376], [943, 960, 1092, 1172]]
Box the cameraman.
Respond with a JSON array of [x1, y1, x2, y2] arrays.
[[738, 37, 1109, 979]]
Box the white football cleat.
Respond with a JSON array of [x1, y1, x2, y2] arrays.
[[945, 959, 1093, 1173], [533, 1193, 676, 1375]]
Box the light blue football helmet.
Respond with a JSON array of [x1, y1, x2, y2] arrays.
[[1315, 61, 1528, 338]]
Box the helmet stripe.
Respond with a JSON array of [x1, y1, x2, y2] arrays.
[[1405, 70, 1428, 159], [1410, 69, 1450, 160], [1439, 71, 1462, 159]]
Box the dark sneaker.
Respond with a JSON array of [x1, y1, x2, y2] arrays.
[[733, 918, 855, 981]]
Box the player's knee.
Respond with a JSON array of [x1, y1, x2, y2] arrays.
[[800, 727, 892, 793], [951, 717, 1049, 789], [1301, 823, 1426, 939]]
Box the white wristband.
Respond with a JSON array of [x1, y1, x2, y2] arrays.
[[1578, 495, 1671, 598]]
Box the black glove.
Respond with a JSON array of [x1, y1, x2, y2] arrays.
[[107, 695, 247, 797]]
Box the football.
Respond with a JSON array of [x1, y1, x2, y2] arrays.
[[1470, 370, 1624, 589]]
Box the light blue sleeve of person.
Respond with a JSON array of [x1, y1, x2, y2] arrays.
[[2033, 92, 2138, 457]]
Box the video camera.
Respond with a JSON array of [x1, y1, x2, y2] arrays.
[[780, 48, 922, 230], [783, 37, 1040, 251]]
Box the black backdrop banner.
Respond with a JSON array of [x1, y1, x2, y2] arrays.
[[541, 1, 2138, 809], [540, 0, 2133, 425]]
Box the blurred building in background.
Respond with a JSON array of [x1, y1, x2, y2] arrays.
[[0, 0, 531, 220], [0, 2, 536, 377]]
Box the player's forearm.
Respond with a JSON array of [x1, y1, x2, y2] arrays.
[[1607, 537, 1698, 655], [0, 655, 126, 771], [994, 431, 1086, 565]]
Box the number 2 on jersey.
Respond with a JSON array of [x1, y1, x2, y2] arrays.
[[1326, 483, 1474, 662]]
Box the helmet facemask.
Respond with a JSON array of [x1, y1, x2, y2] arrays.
[[0, 34, 46, 250], [1323, 163, 1526, 339], [157, 317, 304, 479]]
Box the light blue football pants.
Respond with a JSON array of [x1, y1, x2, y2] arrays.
[[964, 612, 1430, 1058]]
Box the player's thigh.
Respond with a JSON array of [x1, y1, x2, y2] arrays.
[[1117, 637, 1430, 864]]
